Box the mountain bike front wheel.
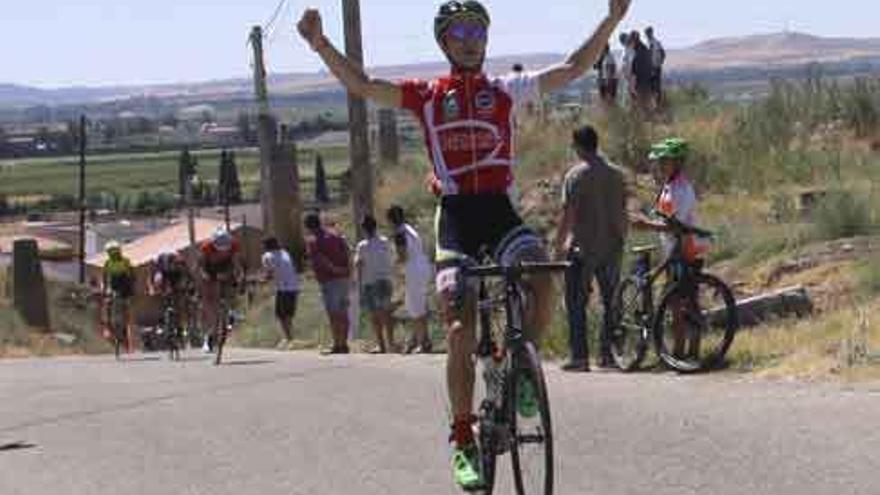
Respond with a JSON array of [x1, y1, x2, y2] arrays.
[[610, 276, 651, 371]]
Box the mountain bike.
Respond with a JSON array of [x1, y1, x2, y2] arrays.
[[610, 211, 738, 373], [464, 259, 569, 494]]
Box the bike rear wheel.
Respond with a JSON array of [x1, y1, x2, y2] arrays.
[[653, 272, 738, 372], [610, 277, 650, 371], [111, 299, 125, 360], [510, 341, 553, 495], [164, 307, 181, 361]]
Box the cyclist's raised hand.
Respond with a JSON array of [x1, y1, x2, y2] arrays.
[[609, 0, 631, 21], [297, 9, 324, 49]]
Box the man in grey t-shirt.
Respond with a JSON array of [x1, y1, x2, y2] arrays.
[[554, 125, 628, 371]]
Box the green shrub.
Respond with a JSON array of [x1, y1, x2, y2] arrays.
[[812, 190, 874, 240]]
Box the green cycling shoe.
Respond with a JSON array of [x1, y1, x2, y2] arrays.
[[451, 445, 483, 490], [516, 373, 539, 418]]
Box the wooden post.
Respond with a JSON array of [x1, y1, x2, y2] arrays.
[[250, 25, 273, 233], [13, 239, 50, 329], [342, 0, 374, 235], [77, 115, 87, 284], [377, 108, 399, 167]]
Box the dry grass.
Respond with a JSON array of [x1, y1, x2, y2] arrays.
[[729, 298, 880, 380]]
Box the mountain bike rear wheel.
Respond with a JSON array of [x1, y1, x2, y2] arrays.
[[653, 273, 738, 372]]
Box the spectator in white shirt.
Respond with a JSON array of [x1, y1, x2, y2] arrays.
[[355, 214, 395, 353], [261, 237, 301, 349], [387, 205, 434, 354]]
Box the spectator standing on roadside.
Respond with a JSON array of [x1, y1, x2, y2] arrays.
[[354, 215, 395, 354], [553, 125, 628, 371], [645, 26, 666, 109], [305, 211, 352, 355], [261, 237, 300, 350], [387, 205, 434, 354]]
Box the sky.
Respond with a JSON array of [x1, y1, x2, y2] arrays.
[[2, 0, 877, 88]]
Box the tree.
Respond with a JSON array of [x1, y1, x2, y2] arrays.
[[236, 111, 255, 145], [178, 148, 198, 203], [315, 153, 329, 203], [218, 149, 242, 205]]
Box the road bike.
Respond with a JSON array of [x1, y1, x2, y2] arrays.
[[158, 291, 185, 361], [103, 291, 128, 360], [464, 259, 569, 494]]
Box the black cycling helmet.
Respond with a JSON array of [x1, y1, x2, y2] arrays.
[[434, 1, 491, 44]]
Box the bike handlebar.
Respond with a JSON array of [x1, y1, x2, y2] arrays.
[[654, 211, 713, 238], [462, 261, 571, 280]]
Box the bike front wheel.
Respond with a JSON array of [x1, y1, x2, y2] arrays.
[[610, 276, 650, 371], [653, 272, 738, 372], [214, 307, 229, 366], [509, 341, 553, 495]]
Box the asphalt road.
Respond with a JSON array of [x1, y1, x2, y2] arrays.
[[2, 349, 880, 494]]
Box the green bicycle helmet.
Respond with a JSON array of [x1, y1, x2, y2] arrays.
[[434, 1, 491, 43], [648, 137, 689, 161]]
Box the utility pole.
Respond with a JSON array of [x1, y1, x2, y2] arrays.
[[342, 0, 373, 235], [249, 25, 304, 259], [77, 115, 86, 284], [250, 25, 273, 233], [377, 108, 399, 167]]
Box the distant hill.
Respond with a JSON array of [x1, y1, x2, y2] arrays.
[[667, 31, 880, 70], [2, 32, 879, 109]]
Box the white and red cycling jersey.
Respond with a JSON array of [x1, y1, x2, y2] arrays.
[[400, 70, 540, 196]]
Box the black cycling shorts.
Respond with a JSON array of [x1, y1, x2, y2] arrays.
[[435, 194, 545, 274]]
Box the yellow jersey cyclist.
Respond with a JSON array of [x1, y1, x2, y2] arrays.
[[297, 0, 631, 488], [102, 241, 135, 353]]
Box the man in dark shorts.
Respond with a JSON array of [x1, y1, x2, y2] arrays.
[[297, 0, 630, 487], [261, 237, 300, 349], [304, 212, 352, 355]]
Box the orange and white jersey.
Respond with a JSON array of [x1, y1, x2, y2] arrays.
[[400, 70, 540, 196], [656, 173, 707, 261]]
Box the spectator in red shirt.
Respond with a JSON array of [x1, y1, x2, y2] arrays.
[[305, 211, 352, 354]]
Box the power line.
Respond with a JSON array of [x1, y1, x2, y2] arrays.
[[264, 0, 290, 40]]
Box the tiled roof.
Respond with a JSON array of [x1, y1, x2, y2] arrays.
[[86, 218, 243, 268]]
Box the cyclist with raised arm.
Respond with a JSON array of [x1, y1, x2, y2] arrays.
[[198, 229, 243, 353], [102, 241, 135, 353], [297, 0, 630, 488]]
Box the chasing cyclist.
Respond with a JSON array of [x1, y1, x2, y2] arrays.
[[102, 241, 135, 353], [198, 229, 243, 353], [149, 251, 193, 342], [297, 0, 630, 488]]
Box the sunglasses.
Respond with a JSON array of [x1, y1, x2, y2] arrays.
[[446, 23, 487, 41]]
